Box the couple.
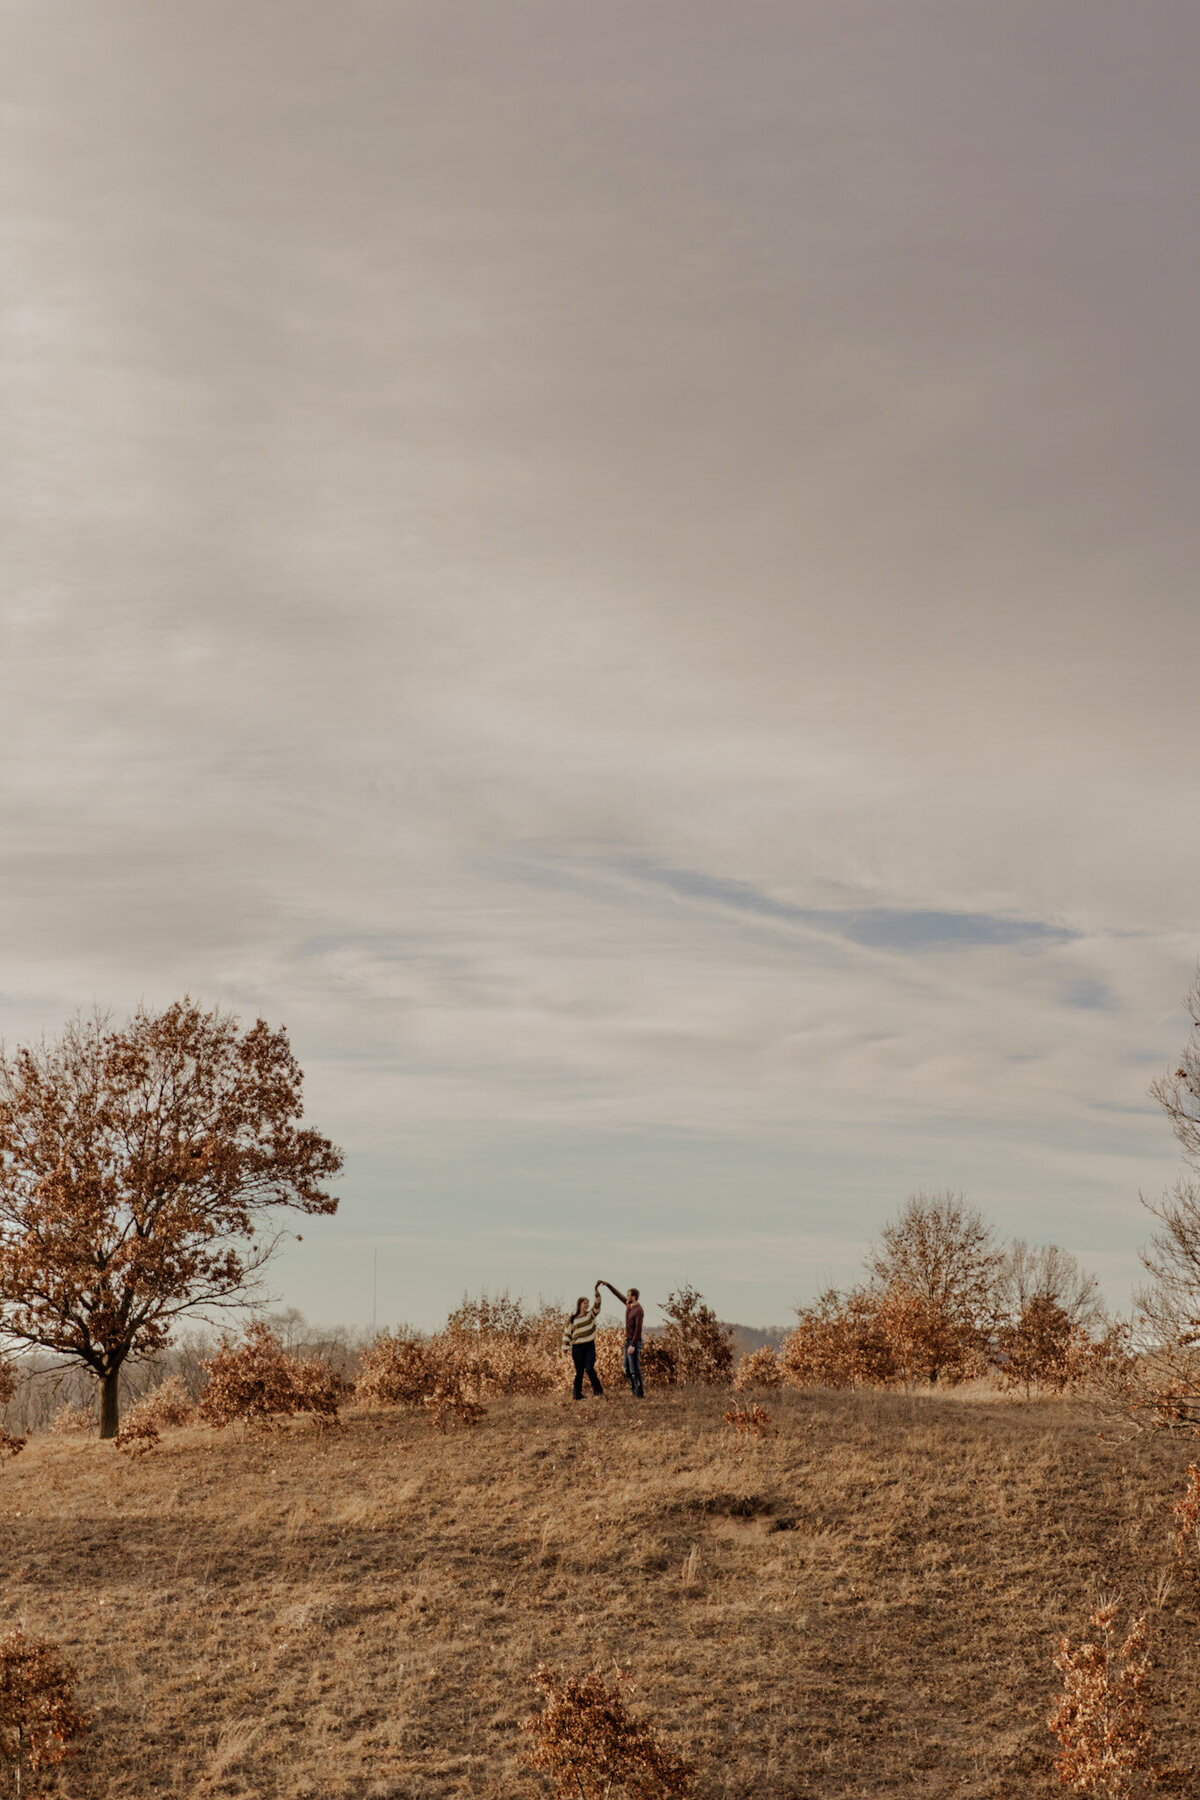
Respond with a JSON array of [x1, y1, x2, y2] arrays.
[[562, 1279, 644, 1400]]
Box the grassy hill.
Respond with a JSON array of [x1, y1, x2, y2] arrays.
[[2, 1385, 1198, 1797]]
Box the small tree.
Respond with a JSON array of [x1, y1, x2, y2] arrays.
[[997, 1296, 1082, 1398], [521, 1665, 694, 1800], [869, 1192, 1002, 1326], [0, 1630, 90, 1798], [0, 1002, 342, 1437], [659, 1287, 733, 1386]]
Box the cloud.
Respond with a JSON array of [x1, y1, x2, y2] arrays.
[[2, 0, 1199, 1323]]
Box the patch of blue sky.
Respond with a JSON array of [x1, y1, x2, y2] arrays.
[[607, 856, 1076, 953], [1061, 978, 1117, 1010]]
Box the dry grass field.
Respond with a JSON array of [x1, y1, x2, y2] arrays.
[[3, 1385, 1199, 1798]]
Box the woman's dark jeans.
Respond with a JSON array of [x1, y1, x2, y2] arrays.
[[572, 1341, 603, 1399]]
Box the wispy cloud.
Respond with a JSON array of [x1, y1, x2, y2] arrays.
[[3, 0, 1199, 1325]]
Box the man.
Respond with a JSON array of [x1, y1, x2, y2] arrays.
[[562, 1284, 605, 1400], [601, 1279, 644, 1397]]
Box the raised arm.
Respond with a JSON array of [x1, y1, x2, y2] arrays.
[[600, 1279, 628, 1305]]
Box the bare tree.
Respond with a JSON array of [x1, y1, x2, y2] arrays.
[[1102, 972, 1200, 1432], [0, 1001, 342, 1437], [996, 1240, 1106, 1332]]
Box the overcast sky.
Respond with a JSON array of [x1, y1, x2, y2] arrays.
[[5, 0, 1200, 1329]]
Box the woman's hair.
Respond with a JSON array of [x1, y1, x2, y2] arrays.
[[575, 1296, 589, 1315]]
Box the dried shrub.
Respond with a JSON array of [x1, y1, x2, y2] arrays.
[[1047, 1602, 1155, 1796], [114, 1417, 160, 1457], [120, 1375, 195, 1442], [355, 1332, 440, 1408], [0, 1433, 24, 1463], [0, 1629, 90, 1796], [722, 1402, 776, 1441], [733, 1345, 784, 1391], [0, 1363, 13, 1412], [593, 1327, 628, 1391], [521, 1664, 694, 1800], [639, 1340, 676, 1387], [781, 1283, 985, 1391], [1170, 1463, 1200, 1560], [424, 1376, 486, 1433], [49, 1404, 94, 1437], [659, 1287, 733, 1387], [198, 1324, 345, 1432], [781, 1287, 895, 1389], [130, 1374, 195, 1429]]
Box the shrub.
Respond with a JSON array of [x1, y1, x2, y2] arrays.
[[659, 1287, 733, 1386], [781, 1287, 895, 1389], [1170, 1463, 1200, 1561], [355, 1332, 440, 1408], [199, 1324, 345, 1431], [49, 1403, 94, 1437], [424, 1376, 486, 1433], [733, 1345, 784, 1391], [781, 1283, 985, 1391], [114, 1417, 160, 1457], [521, 1664, 694, 1799], [108, 1373, 194, 1455], [0, 1432, 23, 1463], [0, 1362, 13, 1412], [1047, 1602, 1155, 1796], [133, 1374, 195, 1429], [722, 1402, 776, 1441], [0, 1629, 90, 1796], [639, 1340, 676, 1387]]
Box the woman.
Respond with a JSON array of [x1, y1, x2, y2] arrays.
[[562, 1285, 605, 1400]]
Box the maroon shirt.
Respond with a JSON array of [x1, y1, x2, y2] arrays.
[[625, 1301, 644, 1347]]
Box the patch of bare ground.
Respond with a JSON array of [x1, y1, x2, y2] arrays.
[[1, 1387, 1197, 1798]]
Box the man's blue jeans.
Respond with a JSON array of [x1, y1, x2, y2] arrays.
[[623, 1342, 644, 1397]]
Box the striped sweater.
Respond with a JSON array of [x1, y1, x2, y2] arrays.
[[562, 1297, 602, 1350]]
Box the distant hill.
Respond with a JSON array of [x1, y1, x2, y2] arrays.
[[727, 1322, 792, 1357]]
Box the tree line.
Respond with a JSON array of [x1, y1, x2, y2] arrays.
[[9, 980, 1200, 1435]]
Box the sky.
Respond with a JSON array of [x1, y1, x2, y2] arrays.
[[4, 0, 1200, 1331]]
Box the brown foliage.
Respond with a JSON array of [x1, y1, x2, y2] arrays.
[[114, 1417, 160, 1457], [780, 1283, 983, 1390], [122, 1375, 195, 1432], [1047, 1602, 1155, 1797], [1170, 1463, 1200, 1561], [732, 1345, 784, 1391], [867, 1191, 1003, 1340], [659, 1287, 733, 1386], [521, 1665, 694, 1800], [0, 1363, 21, 1461], [722, 1402, 776, 1441], [49, 1404, 94, 1437], [111, 1374, 197, 1453], [424, 1377, 486, 1433], [0, 1629, 90, 1796], [997, 1297, 1088, 1398], [355, 1332, 440, 1408], [0, 1002, 342, 1436], [198, 1324, 345, 1431]]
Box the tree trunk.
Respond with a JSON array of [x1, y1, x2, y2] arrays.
[[99, 1370, 121, 1439]]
